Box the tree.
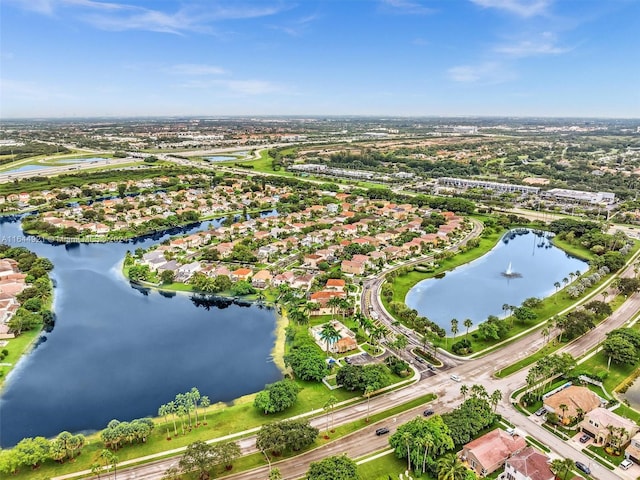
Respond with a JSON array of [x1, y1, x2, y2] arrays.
[[559, 403, 568, 423], [284, 345, 329, 381], [160, 269, 175, 284], [463, 318, 473, 338], [489, 389, 502, 413], [513, 306, 536, 324], [179, 441, 216, 480], [214, 441, 241, 470], [437, 453, 468, 480], [603, 334, 638, 368], [450, 318, 459, 340], [319, 322, 341, 356], [254, 379, 300, 414], [14, 436, 50, 469], [306, 454, 359, 480], [460, 384, 468, 401], [200, 396, 210, 425], [268, 468, 283, 480], [550, 458, 574, 480]]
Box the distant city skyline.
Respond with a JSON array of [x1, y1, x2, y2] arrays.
[[1, 0, 639, 119]]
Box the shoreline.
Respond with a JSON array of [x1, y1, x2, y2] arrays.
[[271, 306, 289, 373]]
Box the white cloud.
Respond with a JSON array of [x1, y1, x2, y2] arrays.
[[0, 78, 71, 100], [269, 13, 320, 37], [166, 64, 227, 76], [379, 0, 435, 15], [494, 32, 571, 58], [5, 0, 286, 34], [470, 0, 552, 17], [447, 62, 515, 84]]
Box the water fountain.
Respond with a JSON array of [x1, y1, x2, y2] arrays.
[[502, 261, 522, 278]]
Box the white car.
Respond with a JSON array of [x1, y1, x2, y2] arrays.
[[620, 459, 633, 470], [450, 374, 461, 382]]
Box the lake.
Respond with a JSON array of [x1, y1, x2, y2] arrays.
[[0, 217, 281, 447], [405, 229, 589, 333]]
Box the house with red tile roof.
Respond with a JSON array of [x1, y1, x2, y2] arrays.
[[504, 447, 554, 480], [325, 278, 346, 292], [341, 260, 365, 275], [462, 429, 527, 477], [231, 268, 253, 282]]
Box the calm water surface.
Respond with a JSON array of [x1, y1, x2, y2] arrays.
[[0, 217, 281, 447], [406, 230, 588, 333]]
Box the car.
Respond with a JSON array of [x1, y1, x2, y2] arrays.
[[575, 461, 591, 475], [620, 459, 633, 470], [535, 407, 547, 416], [423, 409, 435, 417], [450, 374, 461, 382], [415, 356, 425, 363], [506, 427, 515, 436], [579, 434, 590, 443], [427, 364, 436, 371], [344, 357, 352, 364], [375, 427, 390, 436]]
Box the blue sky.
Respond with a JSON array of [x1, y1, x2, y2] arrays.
[[1, 0, 639, 118]]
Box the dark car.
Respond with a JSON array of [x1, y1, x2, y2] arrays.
[[427, 364, 436, 371], [423, 409, 435, 417], [415, 356, 425, 363], [575, 461, 591, 474], [375, 427, 390, 436], [579, 434, 590, 443]]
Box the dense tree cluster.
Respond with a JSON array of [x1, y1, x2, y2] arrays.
[[603, 329, 640, 366], [100, 418, 155, 450], [284, 345, 329, 382], [0, 432, 86, 475], [305, 454, 359, 480], [256, 419, 319, 456], [0, 245, 54, 337], [335, 364, 389, 393], [254, 379, 301, 414], [178, 440, 241, 480]]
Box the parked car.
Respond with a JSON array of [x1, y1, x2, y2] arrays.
[[415, 356, 425, 363], [579, 434, 591, 443], [575, 461, 591, 474], [535, 407, 547, 416], [620, 459, 633, 470], [450, 374, 461, 382], [427, 364, 436, 371], [375, 427, 390, 436], [423, 409, 435, 417]]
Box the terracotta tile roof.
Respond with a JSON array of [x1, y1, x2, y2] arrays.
[[464, 429, 526, 472], [506, 447, 554, 480], [543, 386, 601, 420]]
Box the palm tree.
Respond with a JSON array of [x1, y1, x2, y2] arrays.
[[559, 403, 568, 424], [166, 401, 178, 436], [402, 431, 413, 472], [365, 385, 375, 423], [326, 394, 337, 432], [490, 389, 502, 412], [190, 387, 201, 426], [158, 404, 171, 439], [437, 453, 467, 480], [550, 458, 574, 480], [460, 384, 469, 401], [541, 326, 550, 344], [200, 396, 210, 425], [421, 433, 434, 474], [463, 318, 473, 338], [327, 296, 342, 320], [450, 318, 459, 341], [562, 276, 569, 286], [554, 281, 561, 293], [319, 322, 341, 356]]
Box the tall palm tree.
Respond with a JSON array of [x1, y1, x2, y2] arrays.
[[401, 431, 413, 472], [463, 318, 473, 338], [319, 322, 341, 356], [559, 403, 568, 424], [450, 318, 459, 341], [437, 453, 467, 480], [421, 433, 434, 474], [200, 396, 210, 425], [490, 389, 502, 412], [460, 384, 468, 401], [327, 296, 342, 320], [554, 281, 561, 293]]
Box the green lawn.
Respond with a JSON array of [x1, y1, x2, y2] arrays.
[[357, 451, 434, 480], [0, 328, 42, 390]]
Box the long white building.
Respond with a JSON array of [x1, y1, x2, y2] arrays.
[[437, 177, 540, 195]]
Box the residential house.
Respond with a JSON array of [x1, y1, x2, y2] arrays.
[[625, 432, 640, 464], [303, 254, 324, 269], [579, 407, 639, 445], [503, 447, 554, 480], [291, 274, 314, 291], [251, 270, 273, 289], [462, 429, 527, 477], [231, 268, 253, 282], [325, 278, 346, 292], [341, 260, 365, 275], [543, 386, 603, 425], [176, 262, 201, 282], [308, 291, 347, 316]]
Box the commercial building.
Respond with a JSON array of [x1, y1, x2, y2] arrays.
[[437, 177, 540, 195]]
